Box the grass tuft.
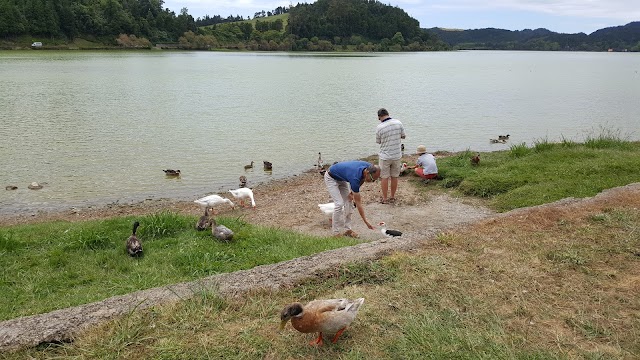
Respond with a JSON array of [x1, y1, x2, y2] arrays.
[[509, 142, 531, 158]]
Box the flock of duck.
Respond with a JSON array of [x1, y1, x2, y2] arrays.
[[126, 167, 261, 257], [489, 134, 510, 144], [127, 139, 517, 345]]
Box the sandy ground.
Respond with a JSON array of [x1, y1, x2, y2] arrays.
[[1, 163, 493, 241]]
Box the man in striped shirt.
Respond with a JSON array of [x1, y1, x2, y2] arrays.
[[375, 108, 406, 204]]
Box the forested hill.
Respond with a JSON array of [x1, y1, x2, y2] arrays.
[[429, 22, 640, 51], [0, 0, 448, 51], [284, 0, 448, 51]]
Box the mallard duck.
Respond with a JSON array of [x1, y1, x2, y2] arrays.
[[212, 223, 234, 242], [194, 194, 235, 213], [196, 207, 210, 231], [498, 134, 510, 140], [471, 153, 480, 166], [263, 161, 273, 170], [244, 161, 254, 170], [6, 185, 18, 190], [126, 221, 143, 257], [27, 182, 43, 190], [378, 222, 402, 237], [280, 298, 365, 346], [163, 169, 181, 176], [229, 187, 256, 208], [239, 175, 247, 188]]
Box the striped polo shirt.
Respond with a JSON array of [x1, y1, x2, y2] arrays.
[[376, 118, 405, 160]]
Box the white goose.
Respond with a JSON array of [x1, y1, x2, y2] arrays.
[[229, 187, 256, 208], [318, 202, 335, 225], [194, 194, 235, 213]]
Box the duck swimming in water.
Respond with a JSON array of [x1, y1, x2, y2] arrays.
[[163, 169, 181, 176]]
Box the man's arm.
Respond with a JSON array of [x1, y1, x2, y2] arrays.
[[352, 192, 374, 229]]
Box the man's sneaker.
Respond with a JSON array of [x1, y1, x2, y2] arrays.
[[343, 230, 359, 238]]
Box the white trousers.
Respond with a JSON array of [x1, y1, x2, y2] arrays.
[[324, 172, 353, 235]]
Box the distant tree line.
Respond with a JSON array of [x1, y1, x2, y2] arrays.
[[0, 0, 448, 51], [252, 6, 289, 20], [430, 22, 640, 51], [194, 14, 245, 28], [283, 0, 448, 51], [167, 0, 449, 51], [0, 0, 196, 42]]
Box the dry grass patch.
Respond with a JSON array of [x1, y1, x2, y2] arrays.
[[435, 190, 640, 358]]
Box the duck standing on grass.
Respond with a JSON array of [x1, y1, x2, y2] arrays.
[[471, 153, 480, 166], [280, 298, 365, 346], [196, 208, 210, 231], [211, 218, 234, 242], [126, 221, 143, 257]]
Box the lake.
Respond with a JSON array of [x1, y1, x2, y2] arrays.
[[0, 50, 638, 215]]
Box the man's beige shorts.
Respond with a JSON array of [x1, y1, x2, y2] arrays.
[[379, 159, 401, 178]]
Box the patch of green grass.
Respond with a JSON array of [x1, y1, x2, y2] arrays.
[[533, 137, 555, 153], [432, 136, 640, 211], [509, 142, 531, 158], [0, 213, 359, 321], [584, 126, 632, 150]]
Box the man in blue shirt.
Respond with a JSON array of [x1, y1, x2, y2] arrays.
[[324, 161, 381, 237]]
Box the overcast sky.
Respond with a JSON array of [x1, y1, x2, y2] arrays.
[[162, 0, 640, 34]]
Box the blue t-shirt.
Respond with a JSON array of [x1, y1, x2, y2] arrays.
[[328, 160, 370, 193]]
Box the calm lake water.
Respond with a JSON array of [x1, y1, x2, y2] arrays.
[[1, 50, 638, 215]]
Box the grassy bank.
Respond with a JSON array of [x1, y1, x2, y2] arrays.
[[8, 172, 639, 359], [2, 135, 640, 357], [431, 135, 640, 211], [0, 213, 358, 321]]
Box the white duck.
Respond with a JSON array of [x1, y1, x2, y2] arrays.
[[194, 194, 235, 213], [378, 222, 402, 237], [318, 202, 335, 225], [229, 187, 256, 208]]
